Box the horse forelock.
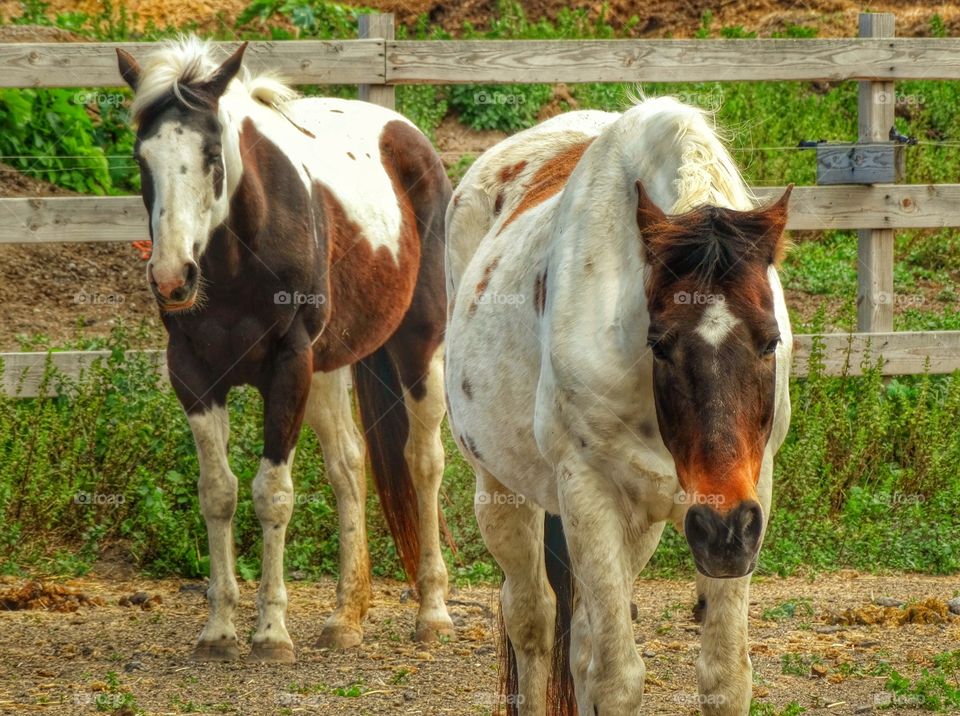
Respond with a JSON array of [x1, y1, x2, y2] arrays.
[[643, 204, 785, 291], [129, 37, 299, 128]]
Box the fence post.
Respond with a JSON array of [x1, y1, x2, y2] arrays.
[[856, 12, 896, 333], [358, 13, 395, 110]]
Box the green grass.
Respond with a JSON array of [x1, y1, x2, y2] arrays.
[[1, 324, 959, 580], [749, 701, 805, 716], [0, 1, 959, 582], [878, 651, 960, 711]]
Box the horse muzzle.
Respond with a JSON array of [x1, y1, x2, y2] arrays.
[[149, 260, 199, 312], [684, 499, 764, 579]]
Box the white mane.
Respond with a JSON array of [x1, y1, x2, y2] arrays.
[[129, 35, 299, 124], [616, 95, 755, 213]]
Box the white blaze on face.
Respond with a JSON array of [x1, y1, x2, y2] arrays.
[[139, 120, 226, 289], [695, 299, 740, 348]]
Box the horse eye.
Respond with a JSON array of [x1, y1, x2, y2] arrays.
[[647, 337, 671, 362], [207, 144, 222, 160], [762, 337, 781, 356]]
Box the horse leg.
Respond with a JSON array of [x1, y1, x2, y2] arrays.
[[248, 344, 313, 663], [557, 461, 646, 713], [568, 520, 665, 711], [695, 455, 771, 714], [695, 574, 752, 715], [474, 470, 553, 714], [397, 347, 454, 642], [188, 402, 241, 661], [304, 368, 371, 649], [166, 345, 240, 662]]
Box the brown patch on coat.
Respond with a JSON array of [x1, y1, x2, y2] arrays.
[[500, 138, 594, 233], [468, 255, 501, 316], [309, 180, 419, 371], [533, 268, 548, 316], [373, 120, 450, 399], [498, 160, 527, 184]]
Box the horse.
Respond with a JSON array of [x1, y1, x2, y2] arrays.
[[115, 37, 454, 662], [444, 97, 793, 715]]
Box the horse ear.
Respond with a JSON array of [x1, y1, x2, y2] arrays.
[[760, 183, 793, 265], [636, 179, 668, 263], [203, 42, 248, 98], [116, 48, 141, 91], [636, 180, 667, 229]]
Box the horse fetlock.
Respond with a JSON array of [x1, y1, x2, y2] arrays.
[[697, 657, 752, 716], [206, 584, 239, 613], [588, 659, 645, 713]]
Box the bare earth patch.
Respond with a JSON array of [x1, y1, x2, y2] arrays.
[[0, 572, 957, 714]]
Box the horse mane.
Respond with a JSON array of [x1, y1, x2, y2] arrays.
[[129, 35, 299, 126], [624, 96, 782, 283]]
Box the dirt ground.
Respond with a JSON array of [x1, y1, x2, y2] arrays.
[[0, 572, 957, 715]]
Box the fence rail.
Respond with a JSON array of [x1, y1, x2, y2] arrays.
[[6, 184, 960, 245], [5, 38, 960, 88], [2, 12, 959, 395], [6, 331, 960, 397]]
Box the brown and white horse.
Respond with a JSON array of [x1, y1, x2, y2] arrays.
[[116, 38, 454, 662], [445, 98, 793, 714]]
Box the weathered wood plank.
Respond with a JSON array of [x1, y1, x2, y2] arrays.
[[1, 350, 166, 398], [4, 332, 957, 396], [816, 143, 904, 185], [752, 184, 960, 232], [386, 38, 960, 84], [0, 196, 147, 244], [0, 40, 385, 88], [5, 185, 960, 245], [6, 37, 960, 89], [792, 331, 960, 377]]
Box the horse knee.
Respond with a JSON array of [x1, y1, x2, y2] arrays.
[[252, 459, 294, 526], [198, 469, 237, 522]]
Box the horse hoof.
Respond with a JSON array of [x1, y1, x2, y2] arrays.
[[193, 640, 240, 662], [414, 619, 456, 643], [248, 642, 296, 663], [317, 624, 363, 649]]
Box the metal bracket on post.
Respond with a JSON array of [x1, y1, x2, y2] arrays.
[[358, 13, 395, 111], [856, 12, 896, 333]]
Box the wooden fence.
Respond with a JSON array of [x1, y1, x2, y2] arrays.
[[2, 12, 960, 396]]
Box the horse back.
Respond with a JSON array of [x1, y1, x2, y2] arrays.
[[445, 110, 618, 296]]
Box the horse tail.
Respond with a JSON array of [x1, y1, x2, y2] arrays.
[[544, 513, 577, 714], [352, 346, 420, 582], [498, 601, 519, 716], [497, 513, 576, 715]]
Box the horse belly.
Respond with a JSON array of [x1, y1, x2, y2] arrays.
[[445, 230, 560, 512]]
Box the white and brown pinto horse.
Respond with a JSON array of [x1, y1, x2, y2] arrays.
[[116, 38, 454, 661], [445, 98, 793, 715]]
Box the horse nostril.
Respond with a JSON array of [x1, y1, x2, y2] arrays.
[[737, 501, 764, 551], [684, 505, 715, 547]]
